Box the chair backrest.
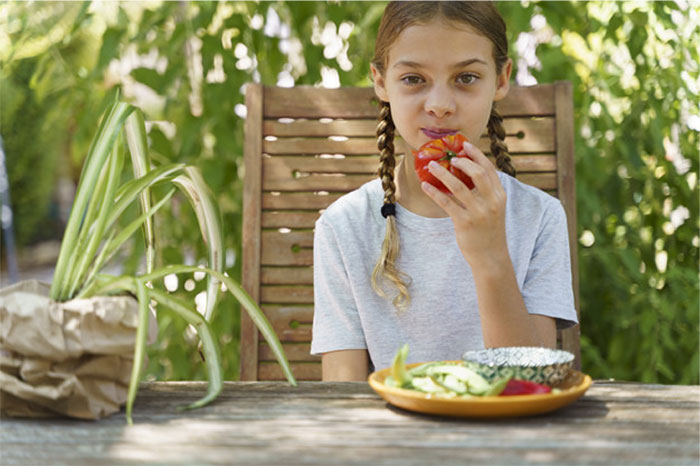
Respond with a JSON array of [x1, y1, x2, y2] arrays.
[[240, 83, 580, 381]]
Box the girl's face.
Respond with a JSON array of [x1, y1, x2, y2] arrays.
[[372, 18, 512, 152]]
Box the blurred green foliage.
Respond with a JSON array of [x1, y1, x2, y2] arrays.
[[2, 1, 697, 384]]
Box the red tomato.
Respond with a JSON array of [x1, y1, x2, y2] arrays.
[[499, 379, 552, 396], [413, 133, 474, 193]]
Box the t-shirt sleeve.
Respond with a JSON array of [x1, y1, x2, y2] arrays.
[[310, 217, 367, 355], [522, 199, 579, 329]]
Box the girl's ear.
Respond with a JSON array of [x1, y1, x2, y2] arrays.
[[371, 64, 390, 103], [494, 58, 513, 102]]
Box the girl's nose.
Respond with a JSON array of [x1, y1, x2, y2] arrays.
[[424, 87, 456, 118]]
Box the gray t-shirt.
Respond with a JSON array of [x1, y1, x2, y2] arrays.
[[310, 173, 578, 371]]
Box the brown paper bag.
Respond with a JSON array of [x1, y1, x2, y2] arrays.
[[0, 280, 157, 420]]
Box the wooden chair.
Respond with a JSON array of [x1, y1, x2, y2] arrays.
[[240, 83, 580, 381]]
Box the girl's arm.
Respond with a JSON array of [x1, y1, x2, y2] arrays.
[[321, 349, 370, 381], [471, 253, 556, 348], [421, 140, 557, 347]]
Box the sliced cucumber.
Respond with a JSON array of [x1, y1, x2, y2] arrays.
[[431, 374, 468, 394], [425, 364, 492, 395], [391, 343, 411, 387], [410, 376, 447, 394]]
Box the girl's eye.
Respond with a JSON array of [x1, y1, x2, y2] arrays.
[[457, 73, 478, 85], [401, 75, 424, 85]]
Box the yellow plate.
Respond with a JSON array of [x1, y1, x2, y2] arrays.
[[368, 361, 593, 418]]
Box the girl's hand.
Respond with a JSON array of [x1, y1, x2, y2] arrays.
[[420, 140, 509, 272]]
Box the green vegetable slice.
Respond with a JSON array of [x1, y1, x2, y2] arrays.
[[483, 377, 511, 396], [391, 343, 411, 387], [411, 376, 447, 394]]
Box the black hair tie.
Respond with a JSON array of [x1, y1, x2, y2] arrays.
[[381, 203, 396, 218]]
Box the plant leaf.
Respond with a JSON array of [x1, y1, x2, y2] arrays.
[[124, 110, 156, 274], [106, 163, 185, 229], [61, 148, 113, 298], [65, 139, 125, 299], [91, 265, 296, 387], [126, 278, 151, 426], [76, 189, 176, 300], [135, 265, 297, 386], [50, 101, 135, 300], [172, 167, 224, 320], [149, 288, 223, 410]]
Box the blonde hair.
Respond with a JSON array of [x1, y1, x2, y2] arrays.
[[370, 1, 516, 310], [370, 101, 412, 310]]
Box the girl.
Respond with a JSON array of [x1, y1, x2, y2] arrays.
[[310, 1, 578, 381]]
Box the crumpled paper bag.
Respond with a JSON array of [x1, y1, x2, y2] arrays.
[[0, 280, 157, 420]]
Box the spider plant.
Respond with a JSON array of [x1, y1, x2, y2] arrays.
[[50, 95, 296, 424]]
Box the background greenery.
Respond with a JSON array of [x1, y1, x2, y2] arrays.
[[2, 1, 698, 384]]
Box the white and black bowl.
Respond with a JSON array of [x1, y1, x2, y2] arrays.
[[462, 347, 575, 386]]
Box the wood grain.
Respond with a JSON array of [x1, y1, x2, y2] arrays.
[[555, 81, 581, 369], [2, 382, 697, 466], [262, 192, 344, 210], [262, 85, 557, 118], [261, 266, 313, 285], [263, 116, 553, 139], [262, 126, 554, 154], [261, 230, 313, 266], [258, 362, 321, 380], [261, 157, 557, 192], [259, 342, 318, 362], [240, 83, 263, 380]]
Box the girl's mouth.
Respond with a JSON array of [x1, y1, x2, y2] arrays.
[[421, 128, 458, 140]]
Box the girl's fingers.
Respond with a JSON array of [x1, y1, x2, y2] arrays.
[[462, 140, 500, 185], [427, 161, 477, 206], [420, 180, 463, 217], [449, 156, 492, 194]]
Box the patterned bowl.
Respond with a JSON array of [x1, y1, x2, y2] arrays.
[[462, 347, 575, 386]]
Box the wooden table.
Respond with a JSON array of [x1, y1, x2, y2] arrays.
[[2, 380, 698, 465]]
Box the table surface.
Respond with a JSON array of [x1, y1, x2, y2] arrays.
[[1, 380, 698, 465]]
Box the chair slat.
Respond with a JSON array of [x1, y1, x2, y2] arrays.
[[262, 304, 313, 319], [240, 80, 265, 381], [259, 342, 318, 362], [264, 119, 377, 137], [263, 130, 554, 155], [261, 285, 314, 304], [261, 230, 313, 266], [263, 171, 376, 192], [262, 154, 556, 184], [263, 116, 554, 139], [263, 86, 556, 119], [264, 87, 379, 119], [261, 319, 312, 341], [264, 137, 378, 155], [262, 161, 557, 193], [262, 211, 321, 229], [261, 266, 313, 285], [496, 85, 556, 116], [263, 192, 344, 210], [261, 229, 314, 245], [264, 154, 379, 173], [512, 155, 557, 172], [258, 362, 321, 381], [466, 172, 561, 189], [262, 304, 314, 340]]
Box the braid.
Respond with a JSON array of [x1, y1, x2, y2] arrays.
[[371, 101, 411, 311], [487, 107, 516, 177], [376, 102, 397, 204]]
